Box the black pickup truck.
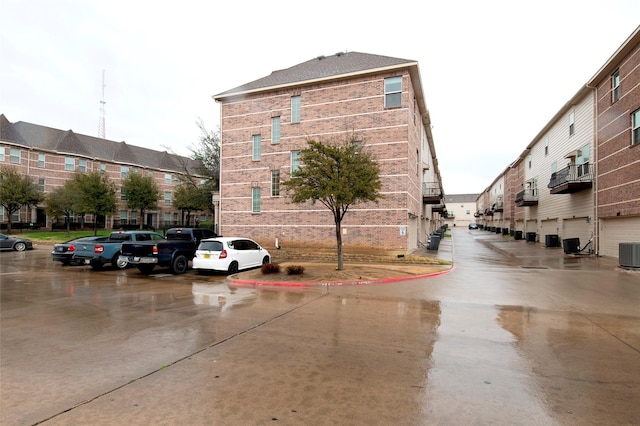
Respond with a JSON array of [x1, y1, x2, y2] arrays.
[[119, 228, 217, 274]]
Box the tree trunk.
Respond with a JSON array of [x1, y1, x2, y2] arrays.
[[335, 219, 343, 270], [140, 208, 144, 229]]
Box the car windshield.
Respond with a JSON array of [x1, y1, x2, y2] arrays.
[[199, 241, 223, 251]]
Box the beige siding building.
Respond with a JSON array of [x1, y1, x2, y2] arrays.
[[479, 25, 640, 261], [444, 194, 480, 228], [0, 114, 207, 230], [213, 52, 445, 250]]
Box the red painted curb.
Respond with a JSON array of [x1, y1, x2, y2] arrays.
[[229, 265, 454, 288]]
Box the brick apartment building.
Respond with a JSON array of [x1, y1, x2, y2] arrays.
[[0, 114, 208, 230], [477, 25, 640, 260], [213, 52, 445, 251]]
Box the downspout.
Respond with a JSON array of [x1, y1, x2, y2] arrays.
[[585, 83, 598, 255]]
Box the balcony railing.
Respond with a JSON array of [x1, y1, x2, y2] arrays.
[[548, 163, 593, 194], [491, 201, 504, 212], [422, 182, 442, 204], [515, 189, 538, 206]]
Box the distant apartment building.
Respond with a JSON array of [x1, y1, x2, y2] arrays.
[[213, 52, 445, 250], [444, 194, 480, 228], [477, 26, 640, 261], [0, 114, 208, 230]]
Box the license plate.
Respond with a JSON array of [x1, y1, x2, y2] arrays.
[[133, 257, 140, 262], [204, 254, 210, 259]]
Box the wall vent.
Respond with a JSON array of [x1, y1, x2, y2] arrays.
[[619, 242, 640, 268]]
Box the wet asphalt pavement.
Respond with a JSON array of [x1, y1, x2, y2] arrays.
[[1, 229, 639, 425]]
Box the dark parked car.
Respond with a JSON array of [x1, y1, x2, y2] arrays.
[[51, 236, 108, 265], [468, 223, 479, 230], [0, 233, 33, 251]]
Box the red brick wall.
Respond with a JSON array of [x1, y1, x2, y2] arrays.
[[0, 147, 192, 228], [595, 42, 640, 218], [219, 71, 424, 249]]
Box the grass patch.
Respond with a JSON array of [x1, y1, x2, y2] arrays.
[[14, 230, 112, 244]]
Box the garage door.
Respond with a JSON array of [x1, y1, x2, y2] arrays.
[[563, 218, 594, 253], [600, 217, 640, 258], [541, 219, 559, 238]]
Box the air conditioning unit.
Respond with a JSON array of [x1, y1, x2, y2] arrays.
[[619, 242, 640, 268]]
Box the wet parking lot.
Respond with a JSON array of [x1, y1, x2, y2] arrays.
[[1, 230, 639, 425]]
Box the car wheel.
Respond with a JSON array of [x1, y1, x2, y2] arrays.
[[262, 255, 270, 264], [137, 264, 155, 275], [14, 242, 27, 252], [112, 254, 128, 270], [171, 255, 188, 275], [227, 261, 239, 274]]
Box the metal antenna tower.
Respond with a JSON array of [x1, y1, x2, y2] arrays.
[[98, 70, 106, 138]]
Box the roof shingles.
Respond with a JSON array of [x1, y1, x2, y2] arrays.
[[214, 51, 416, 98], [0, 114, 200, 174]]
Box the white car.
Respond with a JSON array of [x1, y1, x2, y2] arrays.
[[192, 237, 271, 274]]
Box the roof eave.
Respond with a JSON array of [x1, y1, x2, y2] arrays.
[[212, 62, 419, 102]]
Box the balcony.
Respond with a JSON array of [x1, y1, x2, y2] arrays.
[[422, 182, 442, 204], [491, 201, 504, 212], [432, 204, 446, 213], [484, 208, 493, 217], [474, 210, 483, 217], [548, 163, 593, 194], [515, 189, 538, 206]]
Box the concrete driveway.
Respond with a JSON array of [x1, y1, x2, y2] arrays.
[[1, 229, 638, 425]]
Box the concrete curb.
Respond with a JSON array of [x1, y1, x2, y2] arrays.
[[228, 265, 455, 288]]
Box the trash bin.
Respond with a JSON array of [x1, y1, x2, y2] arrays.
[[514, 231, 523, 240], [502, 228, 509, 235], [545, 234, 560, 248], [495, 227, 502, 234], [562, 238, 580, 254], [427, 234, 441, 250], [525, 232, 537, 243]]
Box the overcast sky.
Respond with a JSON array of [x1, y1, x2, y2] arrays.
[[1, 0, 638, 194]]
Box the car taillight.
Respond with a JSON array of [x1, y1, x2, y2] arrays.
[[153, 245, 158, 255], [219, 249, 227, 259], [95, 245, 104, 254], [68, 245, 76, 252]]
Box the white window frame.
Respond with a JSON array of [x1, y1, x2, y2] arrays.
[[612, 69, 620, 103], [38, 153, 45, 167], [121, 166, 129, 179], [384, 76, 402, 108], [164, 191, 172, 205], [165, 173, 172, 184], [271, 170, 280, 197], [271, 116, 280, 143], [632, 109, 640, 145], [0, 146, 4, 161], [10, 148, 20, 164], [252, 187, 261, 213], [78, 159, 87, 172], [569, 111, 575, 136], [291, 96, 301, 123], [291, 150, 300, 173], [65, 157, 75, 171], [252, 134, 261, 161]]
